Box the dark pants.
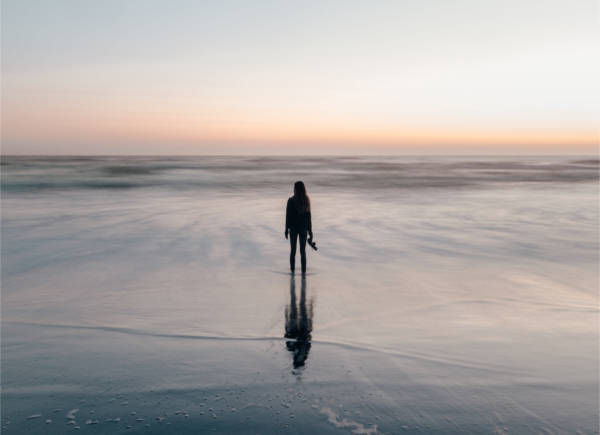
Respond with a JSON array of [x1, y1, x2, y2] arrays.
[[289, 230, 307, 273]]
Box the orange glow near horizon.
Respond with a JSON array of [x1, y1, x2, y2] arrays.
[[2, 99, 597, 154]]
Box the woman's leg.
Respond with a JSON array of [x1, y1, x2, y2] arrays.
[[289, 230, 298, 272], [298, 231, 307, 273]]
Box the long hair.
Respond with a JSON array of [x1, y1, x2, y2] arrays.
[[293, 181, 310, 213]]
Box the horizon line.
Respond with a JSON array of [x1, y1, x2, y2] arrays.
[[2, 153, 598, 158]]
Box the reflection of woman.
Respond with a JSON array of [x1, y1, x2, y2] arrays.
[[285, 181, 313, 274], [285, 276, 312, 369]]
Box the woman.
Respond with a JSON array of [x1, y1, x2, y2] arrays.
[[285, 181, 313, 274]]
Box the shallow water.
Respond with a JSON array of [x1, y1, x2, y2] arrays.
[[1, 156, 598, 434]]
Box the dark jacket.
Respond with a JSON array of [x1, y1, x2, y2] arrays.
[[286, 197, 312, 233]]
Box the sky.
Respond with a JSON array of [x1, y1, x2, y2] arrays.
[[1, 0, 598, 155]]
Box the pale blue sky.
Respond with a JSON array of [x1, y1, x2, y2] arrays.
[[2, 0, 598, 154]]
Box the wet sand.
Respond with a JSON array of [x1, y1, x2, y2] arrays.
[[2, 156, 598, 434]]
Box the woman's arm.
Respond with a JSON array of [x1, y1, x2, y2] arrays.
[[285, 199, 291, 237], [307, 211, 313, 238]]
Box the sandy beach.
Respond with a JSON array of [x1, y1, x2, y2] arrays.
[[1, 156, 598, 434]]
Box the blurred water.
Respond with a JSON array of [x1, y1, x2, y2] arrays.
[[1, 156, 598, 434], [2, 155, 598, 192]]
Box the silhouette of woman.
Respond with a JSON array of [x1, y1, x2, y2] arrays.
[[285, 181, 313, 274]]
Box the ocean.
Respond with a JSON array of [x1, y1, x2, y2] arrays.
[[1, 156, 598, 434]]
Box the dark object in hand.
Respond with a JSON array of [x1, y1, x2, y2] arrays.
[[308, 238, 318, 251]]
